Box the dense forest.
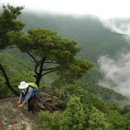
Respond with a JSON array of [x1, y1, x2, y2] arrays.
[[0, 4, 130, 130]]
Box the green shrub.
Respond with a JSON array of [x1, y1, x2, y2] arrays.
[[60, 96, 85, 130], [88, 106, 109, 130], [38, 111, 62, 130]]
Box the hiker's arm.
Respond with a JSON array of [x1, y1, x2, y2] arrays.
[[17, 91, 22, 105], [19, 92, 22, 102], [22, 88, 33, 105]]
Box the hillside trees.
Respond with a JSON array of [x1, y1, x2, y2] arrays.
[[60, 96, 85, 130], [0, 4, 24, 96], [38, 111, 62, 130], [8, 29, 93, 86]]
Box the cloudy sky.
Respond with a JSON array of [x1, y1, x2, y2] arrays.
[[0, 0, 130, 19]]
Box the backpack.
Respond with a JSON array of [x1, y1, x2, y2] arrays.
[[25, 82, 41, 100]]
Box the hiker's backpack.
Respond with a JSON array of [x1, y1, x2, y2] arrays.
[[28, 82, 41, 99]]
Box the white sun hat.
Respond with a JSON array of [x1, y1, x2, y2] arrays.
[[18, 81, 29, 89]]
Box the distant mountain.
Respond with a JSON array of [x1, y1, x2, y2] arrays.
[[19, 12, 130, 62]]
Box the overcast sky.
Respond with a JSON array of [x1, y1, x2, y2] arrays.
[[0, 0, 130, 19]]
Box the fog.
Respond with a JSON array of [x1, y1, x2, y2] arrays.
[[101, 19, 130, 35], [98, 53, 130, 98], [1, 0, 130, 20]]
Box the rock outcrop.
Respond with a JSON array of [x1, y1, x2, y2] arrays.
[[0, 98, 37, 130]]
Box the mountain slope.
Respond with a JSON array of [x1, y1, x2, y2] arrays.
[[19, 13, 130, 61]]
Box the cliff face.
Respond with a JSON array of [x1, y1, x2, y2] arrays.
[[0, 98, 37, 130]]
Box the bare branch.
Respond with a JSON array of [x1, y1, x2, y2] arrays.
[[42, 69, 58, 76], [0, 64, 19, 96], [26, 51, 38, 63], [42, 67, 58, 71], [44, 61, 58, 64]]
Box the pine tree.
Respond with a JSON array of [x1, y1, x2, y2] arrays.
[[0, 4, 24, 96], [8, 29, 93, 86]]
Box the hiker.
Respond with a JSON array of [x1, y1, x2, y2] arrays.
[[17, 81, 39, 114]]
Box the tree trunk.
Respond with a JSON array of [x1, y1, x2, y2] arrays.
[[0, 64, 19, 96], [35, 75, 42, 87], [35, 57, 46, 86]]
